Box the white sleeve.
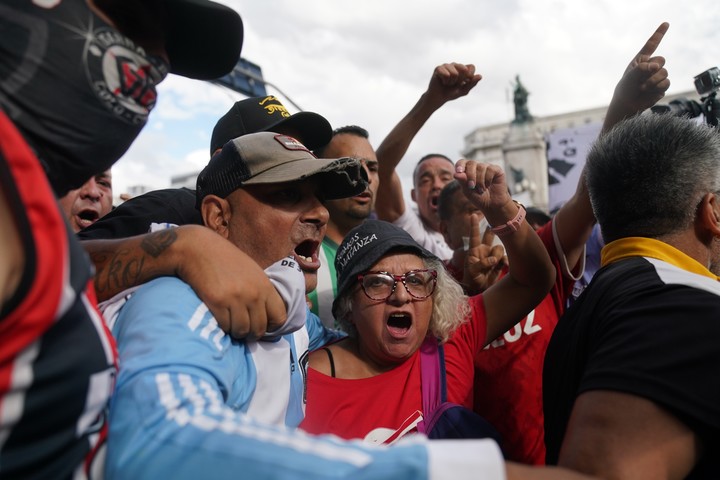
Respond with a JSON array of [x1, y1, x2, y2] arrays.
[[425, 439, 506, 480], [393, 208, 454, 260], [98, 286, 140, 331], [262, 256, 308, 339]]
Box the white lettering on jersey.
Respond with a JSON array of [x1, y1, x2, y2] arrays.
[[484, 310, 541, 349], [186, 303, 226, 351]]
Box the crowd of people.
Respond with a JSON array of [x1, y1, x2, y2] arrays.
[[1, 2, 718, 479]]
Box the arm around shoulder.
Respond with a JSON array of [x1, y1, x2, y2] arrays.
[[84, 224, 286, 339]]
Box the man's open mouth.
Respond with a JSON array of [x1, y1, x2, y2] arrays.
[[293, 239, 320, 270], [76, 208, 100, 228]]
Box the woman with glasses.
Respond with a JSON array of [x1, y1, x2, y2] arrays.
[[300, 160, 555, 443]]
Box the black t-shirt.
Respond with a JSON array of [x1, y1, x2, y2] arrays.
[[544, 256, 720, 478], [78, 187, 201, 240]]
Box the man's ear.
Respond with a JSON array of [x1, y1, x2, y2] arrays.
[[696, 192, 720, 242], [201, 195, 231, 239], [410, 188, 417, 203]]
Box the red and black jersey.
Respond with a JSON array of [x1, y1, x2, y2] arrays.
[[0, 110, 117, 479]]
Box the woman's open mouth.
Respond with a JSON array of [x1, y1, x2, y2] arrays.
[[386, 312, 412, 338]]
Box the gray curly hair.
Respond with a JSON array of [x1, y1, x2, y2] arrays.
[[333, 256, 470, 343]]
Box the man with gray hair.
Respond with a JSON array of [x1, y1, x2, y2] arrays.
[[544, 113, 720, 478]]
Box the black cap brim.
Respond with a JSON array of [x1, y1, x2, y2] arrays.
[[165, 0, 243, 80]]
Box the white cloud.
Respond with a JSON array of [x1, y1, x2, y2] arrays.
[[112, 0, 720, 197]]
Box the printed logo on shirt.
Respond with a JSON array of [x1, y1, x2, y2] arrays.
[[86, 27, 168, 125], [280, 256, 302, 273]]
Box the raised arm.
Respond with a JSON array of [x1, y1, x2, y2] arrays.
[[553, 22, 671, 273], [375, 63, 481, 222], [83, 224, 286, 339], [554, 23, 701, 480], [602, 22, 670, 134], [454, 160, 555, 343]]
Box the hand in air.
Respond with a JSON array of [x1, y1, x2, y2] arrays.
[[426, 62, 482, 106], [611, 22, 671, 115], [453, 159, 512, 213], [463, 213, 507, 294]]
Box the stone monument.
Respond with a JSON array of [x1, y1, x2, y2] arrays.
[[503, 75, 548, 210]]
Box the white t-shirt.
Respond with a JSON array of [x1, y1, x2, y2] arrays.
[[392, 208, 454, 260]]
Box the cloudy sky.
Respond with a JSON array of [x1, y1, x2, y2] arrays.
[[111, 0, 720, 197]]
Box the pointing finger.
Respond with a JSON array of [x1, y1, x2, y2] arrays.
[[636, 22, 669, 59]]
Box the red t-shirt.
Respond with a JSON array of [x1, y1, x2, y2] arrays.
[[301, 296, 487, 443], [473, 221, 575, 464]]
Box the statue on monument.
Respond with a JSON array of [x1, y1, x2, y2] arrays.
[[511, 75, 533, 124]]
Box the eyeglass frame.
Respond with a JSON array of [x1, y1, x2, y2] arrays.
[[356, 269, 438, 301]]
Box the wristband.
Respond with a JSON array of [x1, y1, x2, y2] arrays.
[[490, 201, 526, 236]]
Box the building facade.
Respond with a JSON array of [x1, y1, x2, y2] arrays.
[[461, 90, 700, 212]]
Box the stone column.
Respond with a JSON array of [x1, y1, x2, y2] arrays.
[[502, 122, 548, 211]]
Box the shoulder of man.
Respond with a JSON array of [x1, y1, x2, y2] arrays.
[[78, 188, 202, 240]]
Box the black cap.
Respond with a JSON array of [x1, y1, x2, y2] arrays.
[[210, 96, 332, 154], [165, 0, 243, 80], [332, 220, 437, 316]]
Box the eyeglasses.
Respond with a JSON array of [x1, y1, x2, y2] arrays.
[[357, 269, 438, 301]]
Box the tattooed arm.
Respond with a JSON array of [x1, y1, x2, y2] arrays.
[[83, 224, 287, 339], [87, 228, 175, 299]]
